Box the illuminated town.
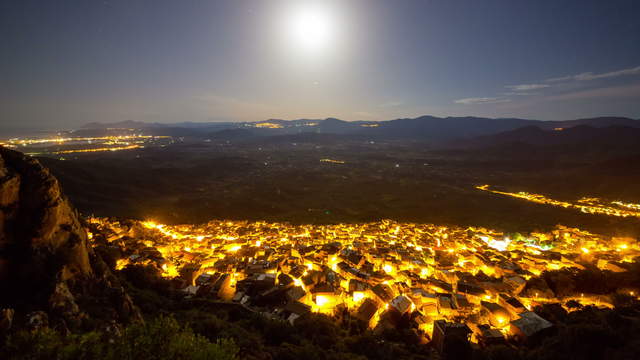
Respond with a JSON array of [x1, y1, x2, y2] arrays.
[[476, 185, 640, 219], [0, 135, 172, 156], [88, 217, 639, 345]]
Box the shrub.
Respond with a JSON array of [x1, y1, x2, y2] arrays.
[[114, 315, 237, 360], [2, 316, 237, 360]]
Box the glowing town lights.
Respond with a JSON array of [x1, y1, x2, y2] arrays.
[[480, 236, 511, 252], [86, 216, 632, 333], [4, 134, 174, 156], [320, 158, 346, 164], [581, 247, 590, 254], [142, 221, 157, 228], [50, 145, 142, 154], [254, 122, 283, 129], [17, 135, 160, 144], [161, 263, 179, 278], [115, 258, 130, 270], [548, 263, 561, 270], [315, 295, 329, 307], [383, 264, 393, 274], [477, 185, 640, 218], [612, 201, 640, 211], [352, 292, 366, 303]]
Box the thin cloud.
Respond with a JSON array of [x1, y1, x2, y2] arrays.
[[456, 65, 640, 107], [546, 65, 640, 82], [543, 83, 640, 102], [545, 75, 575, 83], [503, 92, 537, 96], [505, 84, 550, 91], [454, 97, 511, 105]]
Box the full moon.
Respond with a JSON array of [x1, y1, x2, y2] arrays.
[[286, 3, 337, 54]]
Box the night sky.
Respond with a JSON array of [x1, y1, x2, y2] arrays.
[[1, 0, 639, 129]]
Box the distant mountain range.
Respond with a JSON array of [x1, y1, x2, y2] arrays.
[[453, 125, 640, 149], [80, 116, 640, 143]]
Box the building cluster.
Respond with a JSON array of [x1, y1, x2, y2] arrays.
[[0, 135, 171, 156], [88, 218, 639, 348], [476, 185, 640, 219]]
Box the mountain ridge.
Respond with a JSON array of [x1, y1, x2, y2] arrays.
[[450, 124, 640, 149], [82, 115, 639, 129], [76, 116, 640, 144]]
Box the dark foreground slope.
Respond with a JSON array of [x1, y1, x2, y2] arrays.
[[0, 147, 141, 331]]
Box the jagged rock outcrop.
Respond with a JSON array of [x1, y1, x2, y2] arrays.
[[0, 147, 141, 331]]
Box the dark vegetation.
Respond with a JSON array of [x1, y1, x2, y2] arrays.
[[5, 258, 640, 360], [2, 316, 238, 360], [478, 304, 640, 360], [113, 263, 433, 360]]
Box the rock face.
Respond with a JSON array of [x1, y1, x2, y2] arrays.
[[0, 147, 140, 331]]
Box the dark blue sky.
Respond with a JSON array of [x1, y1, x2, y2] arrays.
[[1, 0, 639, 128]]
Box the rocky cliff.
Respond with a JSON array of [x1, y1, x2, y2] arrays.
[[0, 147, 140, 333]]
